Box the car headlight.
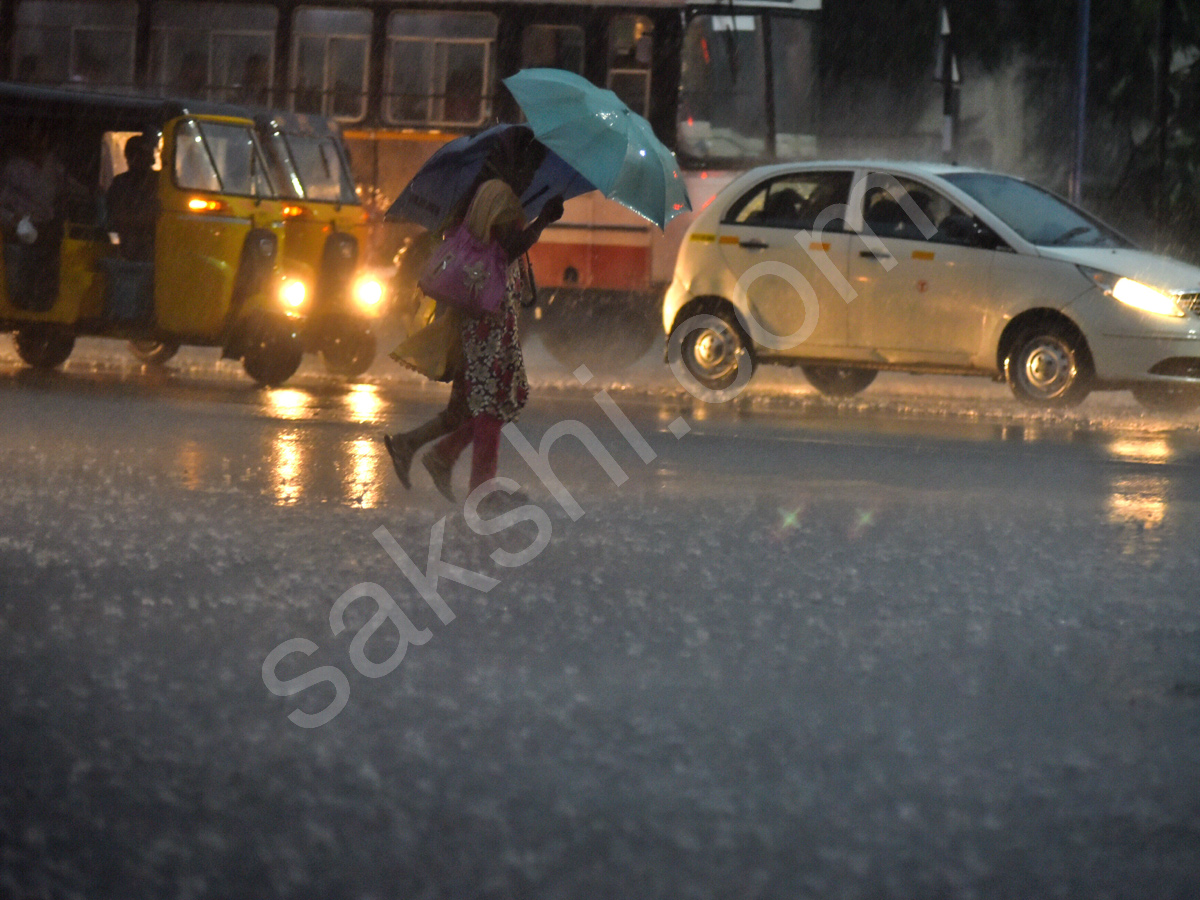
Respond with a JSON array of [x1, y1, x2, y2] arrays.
[[1080, 266, 1185, 318], [280, 277, 308, 312], [352, 275, 385, 314]]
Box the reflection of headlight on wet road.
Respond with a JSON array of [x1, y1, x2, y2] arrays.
[[353, 275, 385, 313], [280, 278, 308, 312]]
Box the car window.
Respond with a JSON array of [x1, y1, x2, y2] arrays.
[[943, 172, 1132, 248], [861, 175, 978, 245], [724, 171, 851, 232]]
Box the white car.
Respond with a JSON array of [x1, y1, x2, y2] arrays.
[[662, 161, 1200, 411]]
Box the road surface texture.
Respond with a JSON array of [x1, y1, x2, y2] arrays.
[[1, 336, 1199, 899]]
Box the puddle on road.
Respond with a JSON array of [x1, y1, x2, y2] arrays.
[[7, 357, 1200, 511]]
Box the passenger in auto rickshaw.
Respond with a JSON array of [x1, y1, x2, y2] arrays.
[[0, 120, 90, 311]]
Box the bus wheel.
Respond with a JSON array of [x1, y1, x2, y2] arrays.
[[15, 328, 75, 370], [129, 340, 180, 365], [242, 319, 303, 386], [322, 329, 376, 378]]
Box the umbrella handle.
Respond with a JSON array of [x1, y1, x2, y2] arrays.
[[523, 184, 550, 205]]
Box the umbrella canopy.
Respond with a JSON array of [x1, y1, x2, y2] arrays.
[[386, 123, 593, 230], [502, 68, 692, 229]]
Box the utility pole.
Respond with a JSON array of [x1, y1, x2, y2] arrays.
[[1071, 0, 1091, 205], [935, 4, 960, 160]]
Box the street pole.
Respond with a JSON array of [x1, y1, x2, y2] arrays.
[[1071, 0, 1091, 205], [938, 5, 958, 160]]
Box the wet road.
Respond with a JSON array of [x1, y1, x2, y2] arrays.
[[2, 342, 1200, 899]]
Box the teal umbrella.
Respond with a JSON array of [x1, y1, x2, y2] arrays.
[[502, 68, 692, 229]]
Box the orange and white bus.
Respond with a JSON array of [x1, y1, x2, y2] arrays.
[[2, 0, 821, 308]]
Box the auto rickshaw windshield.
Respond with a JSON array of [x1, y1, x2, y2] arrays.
[[262, 131, 304, 200], [282, 134, 357, 205], [174, 118, 275, 197]]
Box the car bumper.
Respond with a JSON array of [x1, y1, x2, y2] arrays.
[[1067, 292, 1200, 383], [1087, 330, 1200, 384]]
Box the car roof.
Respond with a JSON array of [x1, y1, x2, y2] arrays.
[[733, 159, 992, 181]]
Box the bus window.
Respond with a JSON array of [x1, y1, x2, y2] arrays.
[[677, 14, 768, 165], [607, 14, 652, 118], [385, 12, 497, 128], [291, 7, 371, 122], [771, 15, 817, 159], [150, 2, 277, 103], [12, 0, 137, 86], [521, 25, 584, 74]]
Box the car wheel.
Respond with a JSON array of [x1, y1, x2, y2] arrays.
[[14, 327, 75, 369], [242, 319, 303, 386], [1006, 324, 1092, 407], [679, 309, 753, 391], [802, 365, 878, 397], [1131, 383, 1200, 414], [129, 339, 180, 365], [322, 329, 376, 378]]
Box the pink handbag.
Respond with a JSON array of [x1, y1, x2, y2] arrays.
[[417, 223, 508, 315]]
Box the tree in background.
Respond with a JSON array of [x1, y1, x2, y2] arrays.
[[820, 0, 1200, 259]]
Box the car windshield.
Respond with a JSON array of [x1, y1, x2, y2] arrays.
[[282, 134, 358, 204], [943, 172, 1133, 249]]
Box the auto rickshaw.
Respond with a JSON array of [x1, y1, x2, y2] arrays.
[[256, 111, 385, 377], [0, 82, 310, 386]]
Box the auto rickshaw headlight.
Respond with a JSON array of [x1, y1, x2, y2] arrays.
[[280, 278, 308, 312], [353, 275, 385, 313]]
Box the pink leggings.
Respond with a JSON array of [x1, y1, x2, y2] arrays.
[[431, 413, 503, 492]]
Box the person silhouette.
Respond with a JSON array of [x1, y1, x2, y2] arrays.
[[106, 134, 158, 260]]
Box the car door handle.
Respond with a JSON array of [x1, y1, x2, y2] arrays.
[[740, 239, 769, 250], [860, 250, 892, 260]]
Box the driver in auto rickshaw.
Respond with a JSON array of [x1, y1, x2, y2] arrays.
[[106, 133, 159, 262]]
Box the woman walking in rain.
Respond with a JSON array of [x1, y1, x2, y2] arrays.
[[385, 179, 562, 503]]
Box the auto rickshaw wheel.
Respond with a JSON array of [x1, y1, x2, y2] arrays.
[[129, 340, 180, 366], [14, 328, 75, 370], [242, 318, 304, 386], [322, 329, 376, 378]]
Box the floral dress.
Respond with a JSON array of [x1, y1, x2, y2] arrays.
[[454, 261, 529, 423]]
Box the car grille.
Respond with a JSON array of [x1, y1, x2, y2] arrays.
[[1177, 291, 1200, 314]]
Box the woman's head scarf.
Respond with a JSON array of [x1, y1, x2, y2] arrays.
[[464, 179, 525, 243]]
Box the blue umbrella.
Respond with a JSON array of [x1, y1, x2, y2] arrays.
[[502, 69, 692, 229], [386, 123, 594, 230]]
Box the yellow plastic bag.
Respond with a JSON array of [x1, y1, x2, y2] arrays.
[[388, 299, 461, 382]]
